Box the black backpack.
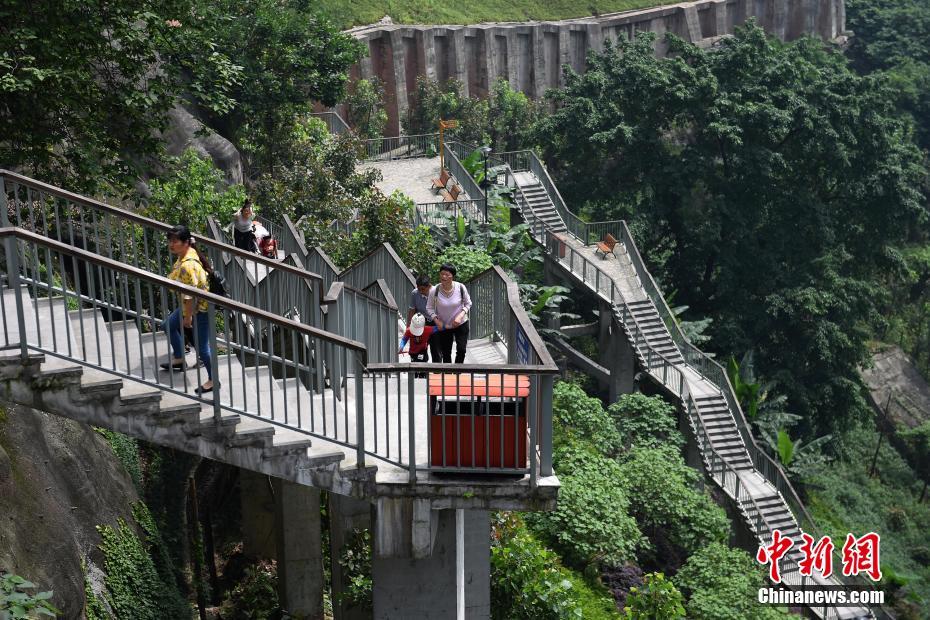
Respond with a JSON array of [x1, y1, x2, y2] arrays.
[[209, 271, 229, 297]]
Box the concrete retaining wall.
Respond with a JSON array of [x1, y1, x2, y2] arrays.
[[342, 0, 847, 135]]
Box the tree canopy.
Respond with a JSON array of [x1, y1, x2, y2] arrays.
[[538, 24, 928, 434]]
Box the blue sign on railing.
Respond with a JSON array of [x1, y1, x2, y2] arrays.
[[516, 325, 530, 365]]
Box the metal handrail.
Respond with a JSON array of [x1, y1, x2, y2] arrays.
[[362, 133, 439, 162], [0, 170, 322, 286], [310, 111, 351, 135]]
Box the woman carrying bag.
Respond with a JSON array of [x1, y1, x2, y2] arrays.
[[426, 263, 472, 364], [160, 225, 216, 395]]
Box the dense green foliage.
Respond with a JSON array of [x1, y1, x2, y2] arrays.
[[0, 573, 58, 619], [553, 381, 624, 456], [529, 439, 643, 569], [0, 0, 361, 192], [143, 149, 247, 235], [96, 512, 188, 619], [96, 428, 143, 490], [491, 513, 621, 620], [808, 422, 930, 617], [221, 560, 280, 619], [622, 572, 685, 620], [404, 78, 539, 152], [432, 244, 494, 283], [539, 24, 927, 437], [846, 0, 930, 151], [673, 543, 793, 620], [607, 393, 683, 452], [618, 447, 729, 566], [315, 0, 681, 29]]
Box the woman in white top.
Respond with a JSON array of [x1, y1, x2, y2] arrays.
[[232, 200, 257, 252], [426, 263, 472, 363]]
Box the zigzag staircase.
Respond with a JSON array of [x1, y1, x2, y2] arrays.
[[503, 153, 879, 620]]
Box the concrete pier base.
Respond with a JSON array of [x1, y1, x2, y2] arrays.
[[273, 480, 324, 619], [372, 505, 490, 620], [329, 494, 373, 620], [240, 470, 276, 560]]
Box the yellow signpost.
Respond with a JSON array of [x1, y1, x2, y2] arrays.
[[438, 119, 458, 170]]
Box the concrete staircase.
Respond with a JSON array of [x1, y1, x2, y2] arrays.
[[516, 181, 567, 234], [514, 170, 875, 619], [0, 286, 370, 497]]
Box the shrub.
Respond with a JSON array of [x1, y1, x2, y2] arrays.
[[622, 572, 685, 620], [144, 148, 246, 234], [491, 513, 583, 620], [222, 560, 280, 620], [618, 447, 729, 566], [553, 381, 623, 457], [431, 244, 493, 283], [0, 573, 59, 619], [529, 439, 643, 569], [673, 543, 793, 620], [607, 393, 683, 452]]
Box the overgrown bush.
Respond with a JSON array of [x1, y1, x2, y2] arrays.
[[338, 528, 372, 612], [552, 381, 623, 457], [490, 513, 583, 619], [618, 447, 728, 568], [607, 393, 683, 452], [529, 439, 642, 569], [144, 149, 246, 234], [673, 543, 793, 620], [222, 560, 279, 620], [431, 244, 493, 283], [622, 572, 685, 620], [0, 573, 59, 619]]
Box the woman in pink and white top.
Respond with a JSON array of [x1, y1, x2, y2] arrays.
[[426, 263, 472, 363]]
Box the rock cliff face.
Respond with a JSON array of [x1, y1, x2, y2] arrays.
[[341, 0, 848, 135], [0, 405, 138, 617]]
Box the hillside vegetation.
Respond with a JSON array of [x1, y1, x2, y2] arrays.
[[316, 0, 682, 29]]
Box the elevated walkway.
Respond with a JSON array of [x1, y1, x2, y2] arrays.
[[0, 170, 558, 510]]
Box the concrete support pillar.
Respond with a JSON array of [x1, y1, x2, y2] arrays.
[[683, 5, 704, 43], [329, 494, 373, 620], [273, 480, 324, 620], [451, 29, 469, 96], [531, 26, 547, 99], [388, 31, 409, 129], [372, 504, 490, 620], [240, 470, 276, 560], [773, 0, 789, 40], [711, 0, 729, 37], [558, 28, 572, 87], [597, 302, 636, 403]]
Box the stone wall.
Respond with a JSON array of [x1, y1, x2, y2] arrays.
[[343, 0, 847, 135]]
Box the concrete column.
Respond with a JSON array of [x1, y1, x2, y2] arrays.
[[683, 5, 704, 43], [273, 480, 324, 619], [240, 470, 276, 560], [711, 0, 729, 37], [372, 507, 490, 620], [531, 25, 547, 99], [598, 302, 636, 403], [358, 38, 374, 82], [329, 494, 373, 620], [423, 32, 438, 82], [505, 30, 520, 90], [388, 30, 409, 128], [650, 16, 670, 58], [558, 28, 572, 86], [451, 29, 469, 96], [773, 0, 789, 40]]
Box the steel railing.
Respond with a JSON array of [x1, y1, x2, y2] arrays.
[[362, 133, 440, 161], [413, 200, 484, 228], [310, 111, 351, 135], [0, 226, 558, 482], [0, 170, 329, 331], [339, 242, 416, 313]]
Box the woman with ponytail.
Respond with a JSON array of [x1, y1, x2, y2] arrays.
[[161, 225, 216, 394]]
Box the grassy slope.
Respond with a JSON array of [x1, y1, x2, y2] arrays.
[[317, 0, 683, 29], [806, 423, 930, 616]]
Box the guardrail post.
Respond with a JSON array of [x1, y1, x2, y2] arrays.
[[1, 183, 28, 358], [540, 374, 554, 476], [354, 354, 366, 468], [408, 369, 416, 483], [208, 303, 221, 421]]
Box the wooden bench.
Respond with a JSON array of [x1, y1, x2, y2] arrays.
[[431, 168, 451, 192], [439, 184, 461, 203], [595, 233, 618, 258]]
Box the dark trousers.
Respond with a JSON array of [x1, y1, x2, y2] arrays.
[[410, 350, 429, 363], [425, 319, 441, 363], [233, 228, 256, 252], [436, 321, 469, 364]]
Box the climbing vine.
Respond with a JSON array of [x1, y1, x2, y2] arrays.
[[95, 428, 142, 490]]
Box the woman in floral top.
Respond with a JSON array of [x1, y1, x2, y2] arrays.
[[161, 225, 215, 394]]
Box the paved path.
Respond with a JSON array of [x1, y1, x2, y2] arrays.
[[361, 157, 444, 204]]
